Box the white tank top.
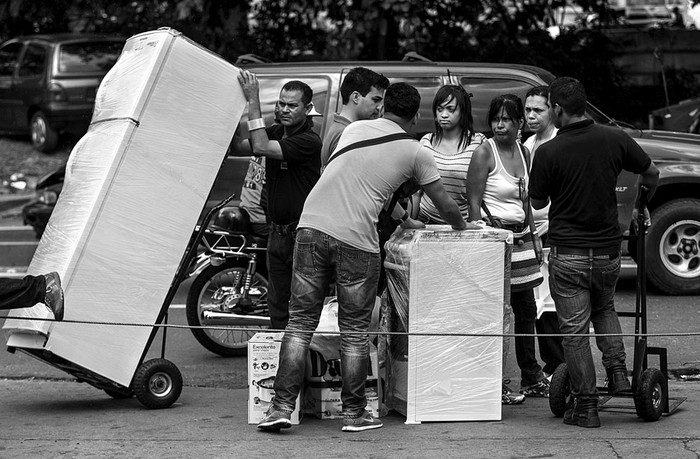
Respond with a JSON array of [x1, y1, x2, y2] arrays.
[[482, 138, 527, 225]]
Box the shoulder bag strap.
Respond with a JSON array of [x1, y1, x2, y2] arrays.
[[326, 132, 415, 166], [480, 201, 498, 227], [518, 143, 544, 263]]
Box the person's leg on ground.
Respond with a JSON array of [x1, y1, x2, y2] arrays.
[[334, 239, 383, 432], [550, 254, 600, 428], [265, 228, 295, 330], [259, 229, 331, 431], [502, 301, 525, 404], [536, 311, 565, 376], [512, 288, 547, 396], [590, 254, 630, 393]]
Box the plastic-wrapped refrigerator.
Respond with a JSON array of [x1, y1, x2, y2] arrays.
[[3, 28, 246, 408], [382, 226, 512, 423]]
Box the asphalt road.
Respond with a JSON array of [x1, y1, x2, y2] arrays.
[[1, 271, 699, 394]]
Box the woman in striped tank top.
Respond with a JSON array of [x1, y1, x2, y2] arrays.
[[414, 85, 485, 223]]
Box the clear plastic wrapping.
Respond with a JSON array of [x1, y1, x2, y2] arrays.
[[3, 29, 246, 386], [380, 226, 512, 422]]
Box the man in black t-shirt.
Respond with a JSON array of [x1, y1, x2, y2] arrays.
[[232, 72, 322, 330], [529, 77, 659, 429]]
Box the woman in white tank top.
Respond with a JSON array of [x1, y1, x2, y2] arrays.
[[466, 94, 548, 404]]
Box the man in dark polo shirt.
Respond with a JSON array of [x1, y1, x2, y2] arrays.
[[232, 71, 322, 330], [529, 77, 659, 428]]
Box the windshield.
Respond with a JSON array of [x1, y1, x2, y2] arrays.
[[58, 41, 123, 74], [586, 101, 614, 125]]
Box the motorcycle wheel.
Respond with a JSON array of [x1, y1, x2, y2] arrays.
[[186, 259, 269, 357]]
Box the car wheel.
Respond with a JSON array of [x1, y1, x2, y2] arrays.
[[646, 199, 700, 295], [30, 111, 59, 153]]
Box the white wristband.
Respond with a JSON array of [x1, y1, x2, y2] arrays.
[[247, 118, 265, 131]]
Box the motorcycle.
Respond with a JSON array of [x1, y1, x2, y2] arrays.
[[183, 194, 270, 357]]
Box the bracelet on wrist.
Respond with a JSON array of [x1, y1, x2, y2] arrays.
[[247, 118, 266, 131]]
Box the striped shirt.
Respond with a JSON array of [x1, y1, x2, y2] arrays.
[[418, 132, 485, 223]]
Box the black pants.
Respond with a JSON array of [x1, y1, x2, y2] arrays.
[[0, 275, 45, 310], [511, 288, 545, 386], [536, 311, 566, 375], [266, 222, 297, 330]]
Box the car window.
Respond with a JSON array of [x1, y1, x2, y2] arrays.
[[386, 75, 444, 139], [57, 41, 123, 73], [459, 77, 536, 134], [244, 76, 331, 136], [18, 44, 46, 77], [0, 42, 23, 77]]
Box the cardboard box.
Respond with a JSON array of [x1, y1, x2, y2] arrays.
[[303, 346, 381, 419], [248, 333, 302, 424], [304, 379, 380, 420]]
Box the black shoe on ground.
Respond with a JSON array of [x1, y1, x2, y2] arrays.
[[607, 370, 632, 394], [563, 398, 601, 428]]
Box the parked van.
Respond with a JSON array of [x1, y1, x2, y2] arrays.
[[23, 57, 700, 295]]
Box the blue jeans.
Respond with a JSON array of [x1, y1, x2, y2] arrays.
[[272, 228, 380, 415], [548, 251, 626, 401]]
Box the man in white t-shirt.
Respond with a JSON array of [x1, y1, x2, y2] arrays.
[[257, 83, 468, 434], [523, 86, 557, 237]]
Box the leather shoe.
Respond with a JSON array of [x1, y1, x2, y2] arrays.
[[607, 369, 632, 394], [563, 398, 601, 428]]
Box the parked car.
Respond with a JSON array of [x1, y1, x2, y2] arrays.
[[0, 33, 125, 152], [22, 56, 700, 295], [649, 97, 700, 134], [621, 5, 675, 28]]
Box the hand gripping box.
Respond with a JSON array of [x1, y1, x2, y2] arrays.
[[382, 227, 512, 423], [248, 333, 302, 424]]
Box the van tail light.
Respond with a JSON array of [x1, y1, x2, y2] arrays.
[[49, 83, 67, 102]]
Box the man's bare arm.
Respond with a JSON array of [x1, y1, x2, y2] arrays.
[[237, 70, 284, 160], [422, 179, 467, 230]]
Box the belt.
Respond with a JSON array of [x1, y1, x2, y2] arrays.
[[502, 222, 526, 233], [270, 220, 298, 236], [551, 245, 619, 258]]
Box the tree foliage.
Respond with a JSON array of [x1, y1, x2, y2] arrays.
[[0, 0, 693, 124]]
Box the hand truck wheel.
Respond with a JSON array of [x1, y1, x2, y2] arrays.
[[634, 368, 667, 422], [549, 363, 572, 417], [132, 358, 183, 409]]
